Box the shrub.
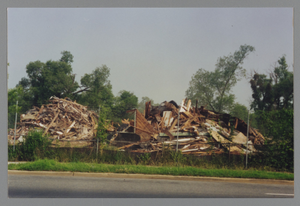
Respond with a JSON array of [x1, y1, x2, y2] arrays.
[[20, 129, 52, 161]]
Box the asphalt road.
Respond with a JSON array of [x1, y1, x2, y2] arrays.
[[8, 174, 294, 198]]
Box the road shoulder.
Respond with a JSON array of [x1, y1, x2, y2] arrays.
[[8, 170, 294, 185]]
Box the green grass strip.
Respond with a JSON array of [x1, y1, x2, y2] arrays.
[[8, 159, 294, 180]]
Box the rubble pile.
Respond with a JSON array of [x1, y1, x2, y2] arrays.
[[110, 99, 265, 155], [8, 97, 99, 144]]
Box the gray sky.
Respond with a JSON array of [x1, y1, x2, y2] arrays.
[[7, 8, 293, 108]]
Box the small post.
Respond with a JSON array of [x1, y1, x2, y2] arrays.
[[13, 100, 18, 151], [176, 107, 180, 152], [246, 110, 250, 169]]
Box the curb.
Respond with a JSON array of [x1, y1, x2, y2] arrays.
[[8, 170, 294, 185]]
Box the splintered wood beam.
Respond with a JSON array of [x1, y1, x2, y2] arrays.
[[64, 121, 76, 135], [161, 129, 175, 141], [35, 105, 44, 119], [169, 117, 178, 131], [109, 132, 119, 143], [186, 100, 192, 112], [118, 142, 139, 150], [43, 110, 60, 135], [235, 118, 238, 129]]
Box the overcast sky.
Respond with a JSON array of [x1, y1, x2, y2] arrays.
[[7, 8, 293, 108]]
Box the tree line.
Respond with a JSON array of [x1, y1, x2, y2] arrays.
[[8, 51, 158, 128]]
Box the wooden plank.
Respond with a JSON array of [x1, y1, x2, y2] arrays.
[[186, 100, 192, 112], [35, 105, 44, 119], [43, 110, 60, 135], [182, 111, 193, 118], [169, 117, 178, 131], [210, 130, 231, 143], [64, 121, 76, 135], [118, 142, 139, 149], [132, 126, 154, 134], [161, 129, 175, 140], [235, 118, 238, 129]]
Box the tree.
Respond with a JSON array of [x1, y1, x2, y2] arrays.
[[17, 51, 79, 106], [249, 56, 294, 171], [186, 45, 255, 113], [76, 65, 114, 112], [59, 51, 74, 64], [112, 90, 138, 122], [7, 86, 29, 129], [250, 56, 293, 111], [229, 102, 248, 122]]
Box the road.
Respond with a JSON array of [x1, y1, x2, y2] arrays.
[[8, 174, 294, 198]]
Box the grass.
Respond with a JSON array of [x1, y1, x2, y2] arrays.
[[8, 159, 294, 180]]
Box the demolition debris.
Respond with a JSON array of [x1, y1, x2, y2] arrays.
[[8, 96, 99, 146], [8, 97, 265, 155], [109, 99, 265, 155]]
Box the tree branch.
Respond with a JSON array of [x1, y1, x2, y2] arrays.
[[72, 87, 90, 95]]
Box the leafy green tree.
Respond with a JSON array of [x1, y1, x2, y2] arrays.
[[112, 90, 138, 122], [17, 51, 79, 106], [229, 103, 248, 122], [186, 45, 255, 113], [76, 65, 114, 113], [59, 50, 74, 64], [7, 86, 32, 128], [249, 56, 294, 171], [250, 56, 293, 111]]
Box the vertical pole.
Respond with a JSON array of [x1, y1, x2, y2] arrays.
[[246, 110, 250, 169], [97, 106, 100, 159], [228, 144, 231, 162], [13, 100, 18, 151], [176, 107, 180, 152], [134, 110, 136, 133]]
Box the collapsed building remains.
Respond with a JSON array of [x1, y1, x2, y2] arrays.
[[8, 97, 265, 155], [109, 99, 265, 155], [8, 97, 99, 147]]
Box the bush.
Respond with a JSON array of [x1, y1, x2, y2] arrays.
[[254, 109, 293, 172], [19, 129, 52, 161]]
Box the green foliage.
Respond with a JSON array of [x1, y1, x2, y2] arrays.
[[96, 105, 109, 144], [229, 103, 248, 122], [17, 51, 79, 106], [59, 51, 74, 64], [186, 45, 255, 113], [9, 130, 52, 161], [250, 56, 293, 112], [252, 109, 293, 172], [7, 86, 29, 128], [112, 90, 138, 122], [77, 65, 114, 113], [138, 153, 151, 165]]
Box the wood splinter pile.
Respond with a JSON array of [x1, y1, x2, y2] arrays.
[[110, 99, 265, 155], [8, 96, 99, 144]]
